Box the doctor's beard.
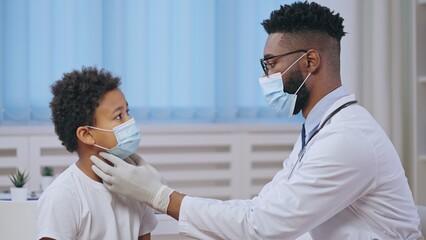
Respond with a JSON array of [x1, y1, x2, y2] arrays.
[[284, 68, 310, 115]]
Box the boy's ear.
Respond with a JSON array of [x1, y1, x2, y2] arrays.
[[76, 126, 95, 145]]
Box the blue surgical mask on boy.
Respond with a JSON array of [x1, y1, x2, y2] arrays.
[[87, 118, 141, 159], [259, 52, 311, 117]]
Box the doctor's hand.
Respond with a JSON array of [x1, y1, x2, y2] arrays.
[[90, 152, 174, 213], [124, 153, 168, 185]]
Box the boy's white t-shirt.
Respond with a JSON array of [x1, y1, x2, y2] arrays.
[[37, 163, 157, 240]]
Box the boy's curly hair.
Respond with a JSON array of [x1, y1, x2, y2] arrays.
[[262, 1, 346, 41], [50, 66, 121, 152]]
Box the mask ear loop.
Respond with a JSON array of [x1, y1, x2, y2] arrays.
[[86, 126, 114, 132], [281, 52, 308, 76], [294, 72, 312, 95], [86, 126, 113, 151]]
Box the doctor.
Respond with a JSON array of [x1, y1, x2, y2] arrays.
[[91, 2, 421, 239]]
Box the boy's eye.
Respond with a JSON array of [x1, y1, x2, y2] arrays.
[[114, 109, 130, 120]]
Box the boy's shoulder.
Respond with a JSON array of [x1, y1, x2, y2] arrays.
[[40, 164, 80, 199]]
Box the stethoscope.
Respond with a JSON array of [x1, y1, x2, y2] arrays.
[[287, 100, 358, 180]]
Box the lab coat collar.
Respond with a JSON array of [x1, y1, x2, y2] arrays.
[[304, 86, 349, 137], [319, 94, 356, 127]]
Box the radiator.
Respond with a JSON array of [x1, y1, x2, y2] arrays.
[[0, 123, 300, 200]]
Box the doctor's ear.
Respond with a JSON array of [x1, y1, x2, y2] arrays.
[[76, 126, 96, 145], [305, 49, 320, 73]]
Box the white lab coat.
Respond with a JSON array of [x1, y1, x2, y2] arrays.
[[178, 95, 422, 240]]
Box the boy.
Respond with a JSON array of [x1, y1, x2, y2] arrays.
[[37, 66, 157, 240]]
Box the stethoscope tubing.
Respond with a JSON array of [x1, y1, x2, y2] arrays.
[[287, 100, 358, 180]]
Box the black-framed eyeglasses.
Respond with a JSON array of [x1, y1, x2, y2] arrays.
[[260, 49, 307, 76]]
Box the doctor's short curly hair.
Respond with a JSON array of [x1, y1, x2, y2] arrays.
[[261, 1, 346, 40], [261, 1, 346, 68], [49, 66, 121, 152]]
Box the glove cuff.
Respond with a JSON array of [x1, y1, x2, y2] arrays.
[[152, 185, 174, 213]]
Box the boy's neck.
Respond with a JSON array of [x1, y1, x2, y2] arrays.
[[76, 151, 104, 183]]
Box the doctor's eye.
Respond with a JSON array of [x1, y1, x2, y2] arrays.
[[267, 62, 276, 69]]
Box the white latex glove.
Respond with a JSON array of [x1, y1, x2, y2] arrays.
[[90, 152, 174, 213], [124, 153, 168, 185]]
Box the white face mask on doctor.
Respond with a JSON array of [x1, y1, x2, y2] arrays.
[[259, 52, 311, 117]]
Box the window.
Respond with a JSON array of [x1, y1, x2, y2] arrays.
[[0, 0, 299, 124]]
